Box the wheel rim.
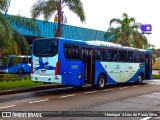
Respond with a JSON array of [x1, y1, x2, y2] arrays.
[[99, 78, 105, 88], [138, 75, 142, 83], [18, 69, 23, 74]]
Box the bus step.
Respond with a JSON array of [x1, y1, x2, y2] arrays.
[[83, 84, 92, 87]]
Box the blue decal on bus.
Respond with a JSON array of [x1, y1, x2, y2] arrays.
[[34, 57, 55, 72]]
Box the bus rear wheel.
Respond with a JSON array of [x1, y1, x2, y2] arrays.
[[17, 68, 24, 74], [97, 75, 106, 89]]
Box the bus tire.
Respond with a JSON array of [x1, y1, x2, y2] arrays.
[[136, 73, 143, 84], [97, 75, 106, 89], [17, 68, 24, 74]]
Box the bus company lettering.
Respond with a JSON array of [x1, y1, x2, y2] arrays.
[[71, 65, 78, 69]]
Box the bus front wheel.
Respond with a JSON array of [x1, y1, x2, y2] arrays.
[[17, 68, 24, 74], [97, 75, 106, 89], [136, 73, 143, 84]]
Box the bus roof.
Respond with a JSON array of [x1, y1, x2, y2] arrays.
[[86, 40, 121, 47], [33, 37, 149, 52], [85, 40, 146, 52], [34, 37, 84, 42]]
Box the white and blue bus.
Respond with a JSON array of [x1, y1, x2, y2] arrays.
[[31, 38, 152, 89], [0, 55, 31, 74]]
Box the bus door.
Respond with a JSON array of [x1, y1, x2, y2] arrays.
[[62, 44, 83, 86], [145, 53, 152, 80], [82, 47, 95, 84]]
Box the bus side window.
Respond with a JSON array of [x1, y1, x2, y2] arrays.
[[135, 52, 139, 62], [101, 48, 106, 61], [8, 57, 15, 67], [64, 44, 72, 59], [95, 47, 106, 61], [22, 57, 26, 63], [67, 48, 72, 59], [128, 51, 133, 62], [133, 52, 136, 62], [95, 49, 101, 60], [82, 49, 84, 60], [113, 52, 117, 61], [107, 50, 112, 61], [107, 49, 117, 62], [132, 52, 139, 62], [72, 45, 79, 60], [64, 44, 80, 60], [140, 52, 145, 62], [118, 50, 127, 62]]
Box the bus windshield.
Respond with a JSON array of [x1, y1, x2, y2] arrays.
[[33, 39, 58, 57], [0, 57, 8, 68]]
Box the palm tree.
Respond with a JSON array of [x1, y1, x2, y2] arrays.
[[31, 0, 86, 37], [152, 54, 156, 65], [0, 0, 10, 14], [104, 13, 148, 49], [0, 0, 40, 56]]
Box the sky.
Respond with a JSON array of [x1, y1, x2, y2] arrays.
[[7, 0, 160, 48]]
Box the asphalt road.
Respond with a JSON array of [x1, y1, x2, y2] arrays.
[[0, 80, 160, 120]]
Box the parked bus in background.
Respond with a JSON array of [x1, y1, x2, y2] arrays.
[[31, 38, 152, 89], [0, 55, 31, 74]]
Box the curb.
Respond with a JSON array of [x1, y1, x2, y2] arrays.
[[0, 84, 65, 95]]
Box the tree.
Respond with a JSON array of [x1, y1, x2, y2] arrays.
[[0, 0, 40, 57], [31, 0, 86, 37], [0, 0, 11, 14], [152, 54, 156, 65], [104, 13, 148, 49]]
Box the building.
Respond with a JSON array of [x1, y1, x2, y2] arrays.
[[11, 18, 113, 45]]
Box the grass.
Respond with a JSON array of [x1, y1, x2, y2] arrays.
[[152, 74, 160, 79], [0, 74, 46, 91], [0, 79, 44, 91], [0, 74, 22, 82]]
